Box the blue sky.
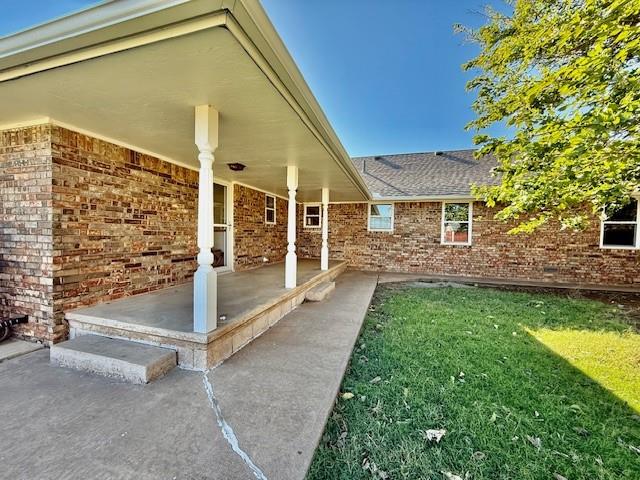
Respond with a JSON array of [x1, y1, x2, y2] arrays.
[[0, 0, 507, 157]]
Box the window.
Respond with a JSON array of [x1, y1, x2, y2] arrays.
[[304, 204, 321, 228], [442, 202, 472, 245], [601, 199, 639, 249], [368, 203, 394, 231], [265, 194, 276, 224]]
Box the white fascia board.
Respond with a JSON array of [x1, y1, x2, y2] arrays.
[[370, 194, 476, 202], [329, 196, 478, 205], [0, 2, 229, 78], [229, 0, 372, 201], [0, 0, 207, 59]]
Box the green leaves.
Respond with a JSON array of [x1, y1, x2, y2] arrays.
[[462, 0, 640, 232]]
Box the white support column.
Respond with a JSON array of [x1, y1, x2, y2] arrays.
[[285, 166, 298, 289], [193, 105, 219, 333], [320, 187, 329, 271]]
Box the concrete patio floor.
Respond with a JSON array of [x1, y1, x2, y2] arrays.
[[0, 270, 378, 480], [69, 259, 341, 333]]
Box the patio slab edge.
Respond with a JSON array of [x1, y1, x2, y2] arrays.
[[67, 261, 348, 369]]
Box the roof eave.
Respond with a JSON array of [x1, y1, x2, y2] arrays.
[[0, 0, 228, 67], [0, 0, 371, 201], [371, 194, 476, 202], [228, 0, 371, 200]]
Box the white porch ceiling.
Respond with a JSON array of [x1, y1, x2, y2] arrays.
[[0, 23, 367, 202]]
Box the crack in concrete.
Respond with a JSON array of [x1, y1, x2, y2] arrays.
[[202, 370, 268, 480]]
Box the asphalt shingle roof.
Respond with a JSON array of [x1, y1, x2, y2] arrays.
[[351, 149, 500, 198]]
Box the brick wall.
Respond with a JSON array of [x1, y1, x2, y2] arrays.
[[297, 203, 322, 258], [234, 184, 288, 270], [0, 124, 293, 343], [0, 125, 55, 341], [4, 123, 637, 344], [297, 201, 640, 287], [51, 126, 200, 322]]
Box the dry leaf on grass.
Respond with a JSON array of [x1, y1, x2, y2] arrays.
[[441, 471, 464, 480], [423, 429, 447, 443], [362, 458, 388, 479], [553, 473, 567, 480], [341, 392, 354, 400], [526, 435, 542, 449]]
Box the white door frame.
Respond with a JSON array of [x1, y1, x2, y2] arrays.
[[213, 178, 234, 273]]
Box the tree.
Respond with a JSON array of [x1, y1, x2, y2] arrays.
[[459, 0, 640, 233]]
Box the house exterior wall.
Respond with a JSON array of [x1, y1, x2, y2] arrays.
[[233, 184, 288, 270], [0, 124, 291, 343], [3, 124, 638, 344], [0, 125, 56, 341], [298, 201, 640, 287], [51, 126, 200, 323]]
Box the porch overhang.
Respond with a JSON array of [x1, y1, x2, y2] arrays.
[[0, 0, 371, 202]]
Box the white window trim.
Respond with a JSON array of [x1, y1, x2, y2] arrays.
[[367, 202, 394, 232], [600, 199, 640, 250], [441, 201, 473, 246], [265, 194, 276, 225], [303, 203, 322, 229]]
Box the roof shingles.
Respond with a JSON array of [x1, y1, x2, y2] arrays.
[[351, 149, 499, 199]]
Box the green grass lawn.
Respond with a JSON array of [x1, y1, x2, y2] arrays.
[[307, 285, 640, 480]]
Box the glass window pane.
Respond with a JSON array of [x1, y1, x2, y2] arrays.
[[305, 216, 320, 227], [306, 206, 320, 216], [370, 216, 392, 230], [444, 222, 469, 243], [606, 199, 637, 222], [603, 223, 636, 247], [444, 203, 469, 222], [266, 209, 275, 223], [214, 183, 226, 224], [370, 204, 392, 217], [213, 226, 227, 267], [266, 195, 275, 208]]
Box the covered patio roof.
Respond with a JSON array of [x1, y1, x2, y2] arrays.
[[0, 0, 370, 202]]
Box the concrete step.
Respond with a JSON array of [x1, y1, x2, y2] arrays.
[[50, 335, 176, 384], [305, 281, 335, 302]]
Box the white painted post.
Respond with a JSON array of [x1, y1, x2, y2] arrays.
[[285, 166, 298, 289], [193, 105, 219, 333], [321, 187, 329, 271]]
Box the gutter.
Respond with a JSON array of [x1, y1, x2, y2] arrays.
[[0, 11, 229, 83], [223, 11, 372, 200], [329, 194, 476, 204], [372, 194, 476, 202], [0, 0, 198, 58], [232, 0, 371, 200]]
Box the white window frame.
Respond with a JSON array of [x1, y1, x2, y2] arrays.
[[441, 201, 473, 246], [600, 198, 640, 250], [265, 194, 276, 225], [304, 203, 322, 229], [367, 202, 394, 232]]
